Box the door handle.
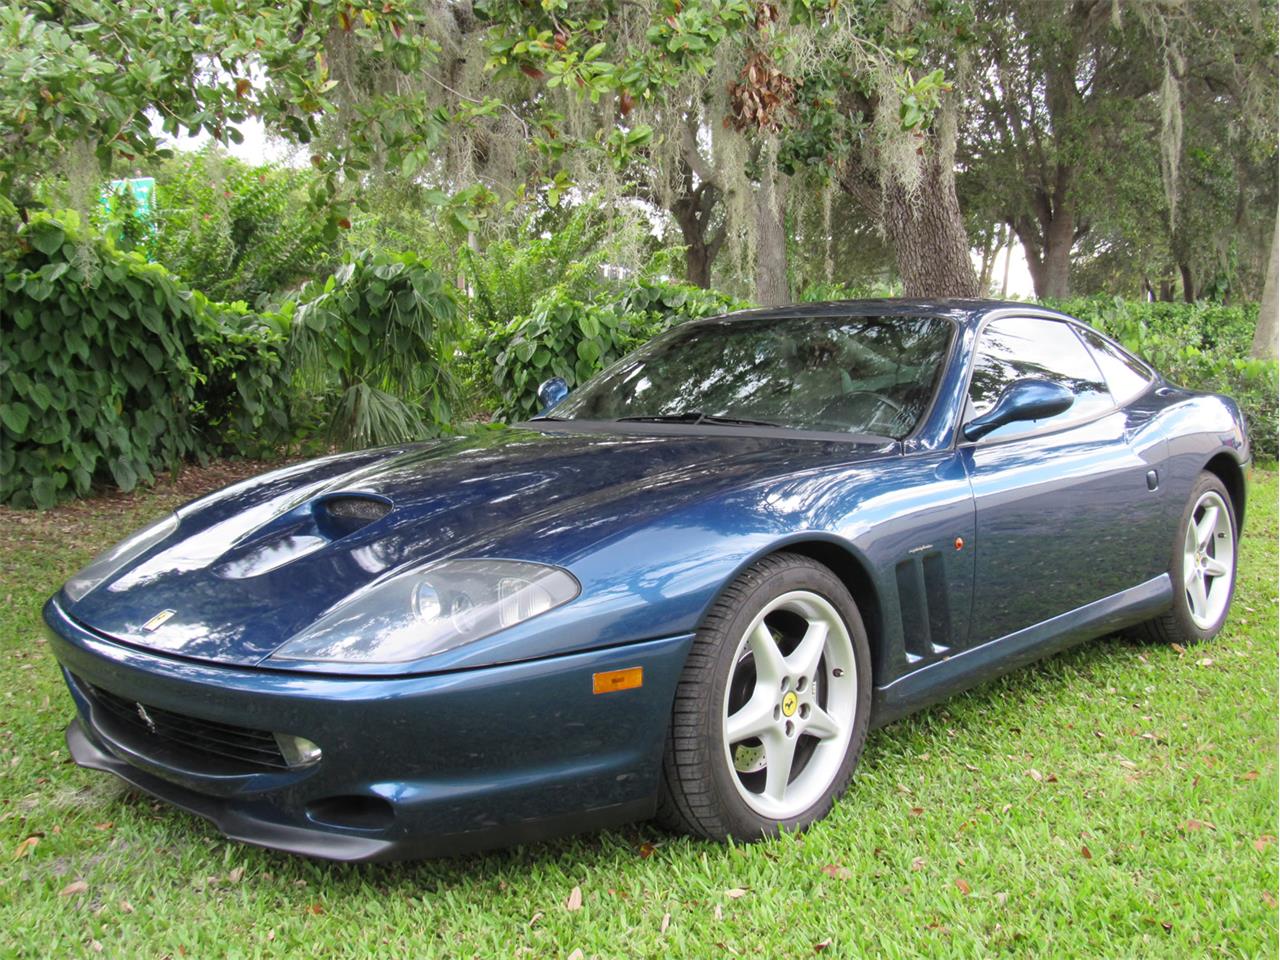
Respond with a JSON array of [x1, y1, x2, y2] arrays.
[[1146, 469, 1159, 491]]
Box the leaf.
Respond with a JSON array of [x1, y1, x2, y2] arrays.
[[814, 939, 833, 952], [0, 402, 31, 435], [1255, 835, 1275, 852], [638, 842, 656, 859], [109, 457, 138, 492], [30, 225, 65, 256], [565, 885, 582, 911], [954, 878, 971, 896], [821, 864, 851, 880], [910, 856, 926, 871], [659, 913, 670, 934], [32, 475, 57, 510], [12, 837, 38, 859], [724, 888, 748, 899], [227, 866, 245, 883], [1026, 768, 1043, 782], [1242, 770, 1260, 781], [60, 880, 88, 897], [909, 806, 924, 816], [1081, 845, 1093, 859], [567, 951, 584, 960], [1180, 819, 1215, 832]]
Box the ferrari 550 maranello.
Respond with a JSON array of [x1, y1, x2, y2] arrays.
[[44, 299, 1250, 861]]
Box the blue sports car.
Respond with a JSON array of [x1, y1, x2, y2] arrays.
[[44, 300, 1250, 861]]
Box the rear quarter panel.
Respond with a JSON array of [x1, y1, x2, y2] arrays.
[[1151, 387, 1250, 530]]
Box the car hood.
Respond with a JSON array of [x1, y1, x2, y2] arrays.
[[64, 424, 895, 667]]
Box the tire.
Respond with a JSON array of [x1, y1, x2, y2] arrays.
[[657, 552, 872, 841], [1136, 470, 1239, 645]]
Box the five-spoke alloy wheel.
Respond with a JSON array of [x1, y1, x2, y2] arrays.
[[1137, 470, 1239, 646], [1181, 489, 1235, 630], [659, 553, 870, 841]]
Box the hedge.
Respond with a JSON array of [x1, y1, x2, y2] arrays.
[[1053, 297, 1278, 460], [484, 278, 749, 421], [1, 214, 290, 508]]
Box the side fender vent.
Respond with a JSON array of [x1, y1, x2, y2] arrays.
[[895, 552, 953, 662]]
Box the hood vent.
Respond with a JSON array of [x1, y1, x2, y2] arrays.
[[315, 495, 392, 539]]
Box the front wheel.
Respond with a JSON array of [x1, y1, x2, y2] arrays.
[[1138, 471, 1238, 645], [657, 553, 871, 841]]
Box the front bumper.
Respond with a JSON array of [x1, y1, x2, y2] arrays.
[[45, 597, 693, 861]]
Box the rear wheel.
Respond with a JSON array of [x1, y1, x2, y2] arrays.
[[1137, 471, 1238, 645], [657, 553, 871, 841]]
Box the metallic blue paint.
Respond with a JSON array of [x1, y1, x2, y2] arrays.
[[537, 376, 571, 414], [961, 378, 1075, 441], [43, 299, 1251, 860]]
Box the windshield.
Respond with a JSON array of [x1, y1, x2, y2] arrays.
[[553, 314, 954, 438]]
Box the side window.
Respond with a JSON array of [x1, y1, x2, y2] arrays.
[[1075, 326, 1154, 405], [967, 317, 1113, 440]]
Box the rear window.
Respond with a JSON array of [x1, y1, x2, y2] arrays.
[[1075, 326, 1154, 405]]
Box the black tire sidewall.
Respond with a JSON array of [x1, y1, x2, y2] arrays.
[[699, 557, 872, 839]]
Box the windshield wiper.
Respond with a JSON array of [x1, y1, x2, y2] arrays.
[[616, 412, 781, 428]]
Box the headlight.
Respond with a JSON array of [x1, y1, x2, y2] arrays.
[[268, 559, 580, 664], [64, 513, 179, 602]]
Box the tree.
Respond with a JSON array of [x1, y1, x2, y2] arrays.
[[964, 1, 1160, 299], [779, 1, 979, 297], [964, 0, 1276, 302], [0, 1, 436, 231], [1255, 219, 1278, 359]]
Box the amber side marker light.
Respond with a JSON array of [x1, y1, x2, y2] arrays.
[[592, 667, 643, 694]]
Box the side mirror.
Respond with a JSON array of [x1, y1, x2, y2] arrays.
[[536, 377, 570, 415], [962, 378, 1074, 442]]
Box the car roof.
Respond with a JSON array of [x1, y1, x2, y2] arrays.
[[706, 298, 1074, 331]]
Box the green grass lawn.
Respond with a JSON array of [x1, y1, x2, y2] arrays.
[[1, 463, 1276, 958]]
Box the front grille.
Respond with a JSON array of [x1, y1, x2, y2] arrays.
[[77, 677, 289, 772]]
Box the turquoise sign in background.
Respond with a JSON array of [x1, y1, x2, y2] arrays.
[[100, 176, 155, 220]]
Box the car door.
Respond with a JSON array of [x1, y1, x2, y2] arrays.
[[960, 316, 1168, 645]]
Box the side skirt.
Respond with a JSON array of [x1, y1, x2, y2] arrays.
[[869, 574, 1173, 728]]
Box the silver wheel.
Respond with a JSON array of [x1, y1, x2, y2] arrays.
[[720, 590, 858, 820], [1183, 489, 1235, 629]]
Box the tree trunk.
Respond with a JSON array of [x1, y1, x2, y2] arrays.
[[1252, 217, 1278, 359], [881, 154, 978, 298], [977, 225, 1002, 295], [1014, 204, 1074, 300], [1000, 237, 1013, 297], [754, 164, 790, 306], [670, 178, 724, 289], [684, 243, 712, 288], [1179, 263, 1195, 303]]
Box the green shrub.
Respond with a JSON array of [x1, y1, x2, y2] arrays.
[[485, 292, 639, 421], [0, 213, 294, 508], [191, 299, 293, 459], [289, 251, 462, 448], [484, 278, 751, 421], [615, 278, 749, 337], [151, 148, 335, 306], [1053, 297, 1278, 460]]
